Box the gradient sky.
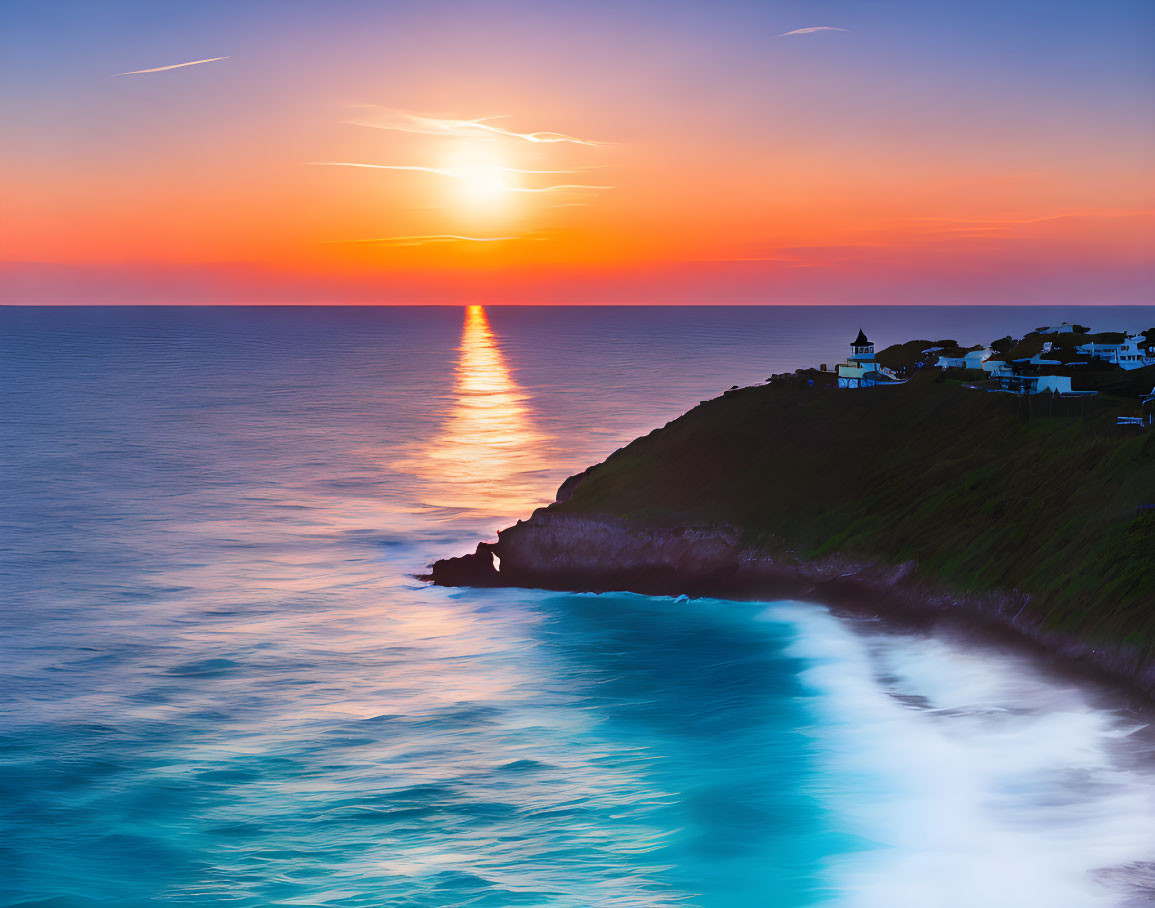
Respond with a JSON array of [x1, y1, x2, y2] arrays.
[[2, 0, 1153, 304]]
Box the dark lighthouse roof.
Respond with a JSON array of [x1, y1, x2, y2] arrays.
[[852, 329, 871, 346]]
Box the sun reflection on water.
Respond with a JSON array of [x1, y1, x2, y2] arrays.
[[419, 305, 551, 517]]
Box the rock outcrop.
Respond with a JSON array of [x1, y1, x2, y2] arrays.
[[426, 370, 1155, 697], [429, 509, 1155, 696]]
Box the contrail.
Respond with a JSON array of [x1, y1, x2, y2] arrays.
[[112, 56, 229, 76], [776, 26, 848, 37]]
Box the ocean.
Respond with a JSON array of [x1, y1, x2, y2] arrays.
[[3, 304, 1155, 907]]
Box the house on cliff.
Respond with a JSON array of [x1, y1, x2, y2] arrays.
[[1077, 339, 1124, 363], [1114, 336, 1154, 370], [836, 330, 901, 389], [939, 347, 993, 370], [980, 356, 1015, 378], [931, 332, 1104, 397], [994, 373, 1082, 395], [1076, 334, 1154, 370]]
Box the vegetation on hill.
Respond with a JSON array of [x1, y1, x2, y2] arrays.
[[1069, 364, 1155, 396], [874, 339, 951, 371], [998, 329, 1138, 362], [556, 371, 1155, 651]]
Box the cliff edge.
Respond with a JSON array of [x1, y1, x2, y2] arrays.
[[429, 370, 1155, 693]]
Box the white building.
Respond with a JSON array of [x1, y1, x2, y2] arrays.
[[1077, 335, 1154, 370], [1115, 336, 1154, 370], [1036, 374, 1077, 394], [981, 357, 1015, 378], [939, 348, 992, 370], [994, 373, 1091, 395], [1076, 340, 1123, 361], [837, 330, 882, 389]]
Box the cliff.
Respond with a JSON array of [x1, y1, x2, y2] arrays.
[[429, 369, 1155, 692]]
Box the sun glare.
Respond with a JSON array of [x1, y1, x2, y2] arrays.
[[455, 160, 508, 203], [443, 144, 513, 212]]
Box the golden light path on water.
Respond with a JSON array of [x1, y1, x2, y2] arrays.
[[418, 305, 551, 517]]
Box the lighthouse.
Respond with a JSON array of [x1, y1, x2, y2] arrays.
[[850, 329, 875, 364], [837, 329, 879, 389]]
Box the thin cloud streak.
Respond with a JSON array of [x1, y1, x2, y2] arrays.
[[311, 162, 612, 192], [313, 163, 457, 176], [908, 209, 1155, 233], [111, 56, 229, 76], [776, 27, 848, 37], [348, 107, 604, 145], [912, 209, 1154, 225], [311, 162, 578, 176], [326, 235, 522, 247], [506, 184, 613, 193]]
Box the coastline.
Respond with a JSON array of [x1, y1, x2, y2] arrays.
[[428, 509, 1155, 701]]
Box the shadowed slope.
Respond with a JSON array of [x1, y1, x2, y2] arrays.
[[554, 372, 1155, 646]]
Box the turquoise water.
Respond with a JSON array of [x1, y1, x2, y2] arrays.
[[3, 305, 1155, 907]]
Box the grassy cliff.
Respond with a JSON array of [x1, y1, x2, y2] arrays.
[[555, 371, 1155, 651]]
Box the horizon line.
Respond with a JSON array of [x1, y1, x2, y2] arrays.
[[4, 302, 1154, 309]]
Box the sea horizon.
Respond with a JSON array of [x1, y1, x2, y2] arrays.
[[7, 301, 1155, 307]]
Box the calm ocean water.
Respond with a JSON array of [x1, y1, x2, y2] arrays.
[[3, 304, 1155, 907]]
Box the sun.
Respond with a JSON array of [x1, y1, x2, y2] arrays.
[[442, 143, 514, 212], [454, 159, 508, 204]]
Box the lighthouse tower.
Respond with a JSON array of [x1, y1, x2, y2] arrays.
[[850, 329, 875, 364], [837, 329, 878, 388]]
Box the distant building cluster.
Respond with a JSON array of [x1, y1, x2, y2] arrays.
[[812, 324, 1155, 426], [937, 328, 1153, 397]]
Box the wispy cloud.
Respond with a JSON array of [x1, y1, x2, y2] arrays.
[[311, 163, 575, 175], [348, 106, 603, 145], [311, 162, 612, 192], [776, 27, 848, 37], [506, 184, 612, 193], [314, 163, 459, 176], [910, 209, 1154, 233], [111, 56, 229, 76], [326, 235, 521, 247]]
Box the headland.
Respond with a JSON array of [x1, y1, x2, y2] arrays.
[[428, 324, 1155, 694]]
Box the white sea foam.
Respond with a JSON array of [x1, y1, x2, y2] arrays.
[[766, 603, 1155, 908]]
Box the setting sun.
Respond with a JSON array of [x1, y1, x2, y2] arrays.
[[451, 158, 509, 206]]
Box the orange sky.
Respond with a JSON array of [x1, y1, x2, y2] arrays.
[[2, 0, 1153, 303]]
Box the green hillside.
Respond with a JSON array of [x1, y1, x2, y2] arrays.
[[556, 371, 1155, 650]]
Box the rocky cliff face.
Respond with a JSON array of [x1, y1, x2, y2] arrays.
[[428, 508, 1155, 696], [434, 508, 950, 602]]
